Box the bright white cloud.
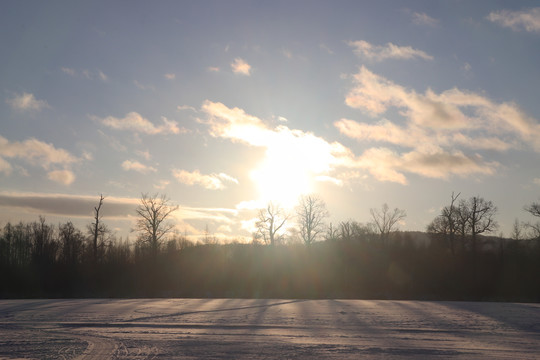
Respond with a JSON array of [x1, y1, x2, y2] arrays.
[[488, 7, 540, 33], [348, 40, 433, 61], [335, 67, 540, 183], [0, 135, 78, 170], [121, 160, 157, 174], [231, 58, 252, 75], [343, 66, 540, 149], [201, 100, 357, 205], [47, 170, 75, 185], [97, 112, 185, 135], [6, 92, 50, 112], [172, 169, 238, 190], [411, 12, 438, 27]]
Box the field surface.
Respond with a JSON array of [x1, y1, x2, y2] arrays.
[[0, 299, 539, 359]]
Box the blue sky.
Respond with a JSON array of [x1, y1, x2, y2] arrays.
[[1, 0, 540, 241]]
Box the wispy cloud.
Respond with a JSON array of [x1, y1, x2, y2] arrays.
[[133, 80, 156, 91], [177, 104, 197, 112], [6, 92, 50, 112], [0, 157, 12, 175], [61, 67, 109, 82], [488, 7, 540, 33], [172, 169, 238, 190], [96, 112, 185, 135], [207, 66, 220, 72], [164, 73, 176, 80], [348, 40, 433, 61], [47, 169, 76, 185], [411, 12, 439, 27], [231, 58, 252, 75], [121, 160, 157, 174]]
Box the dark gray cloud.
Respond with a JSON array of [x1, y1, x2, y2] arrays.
[[0, 193, 137, 219]]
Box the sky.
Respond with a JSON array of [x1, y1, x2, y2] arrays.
[[1, 0, 540, 241]]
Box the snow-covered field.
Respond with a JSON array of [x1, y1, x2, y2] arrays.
[[0, 299, 539, 359]]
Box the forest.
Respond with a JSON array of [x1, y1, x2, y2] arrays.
[[1, 193, 540, 301]]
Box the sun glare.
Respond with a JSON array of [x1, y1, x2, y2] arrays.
[[250, 133, 327, 208]]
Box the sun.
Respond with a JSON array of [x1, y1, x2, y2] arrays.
[[250, 138, 318, 209]]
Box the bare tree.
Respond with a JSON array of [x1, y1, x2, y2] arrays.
[[134, 193, 179, 256], [426, 192, 461, 254], [295, 195, 329, 246], [524, 200, 540, 239], [510, 218, 524, 241], [524, 200, 540, 218], [87, 194, 108, 263], [466, 196, 498, 254], [255, 202, 288, 246], [370, 203, 406, 245]]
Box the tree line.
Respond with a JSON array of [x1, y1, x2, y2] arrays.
[[1, 192, 540, 300]]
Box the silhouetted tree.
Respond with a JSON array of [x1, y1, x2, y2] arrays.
[[31, 216, 57, 266], [295, 195, 329, 246], [510, 218, 524, 241], [370, 203, 406, 245], [134, 193, 179, 258], [255, 202, 288, 246], [59, 221, 84, 266], [524, 199, 540, 240], [427, 192, 460, 254], [465, 196, 498, 254], [87, 194, 108, 263], [324, 223, 339, 242]]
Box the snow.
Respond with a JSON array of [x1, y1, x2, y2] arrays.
[[0, 299, 539, 359]]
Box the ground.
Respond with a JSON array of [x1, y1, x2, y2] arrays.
[[0, 299, 539, 359]]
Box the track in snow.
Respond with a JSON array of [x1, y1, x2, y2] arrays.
[[0, 299, 539, 359]]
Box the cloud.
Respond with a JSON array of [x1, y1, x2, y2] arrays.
[[153, 179, 170, 190], [61, 67, 108, 81], [6, 92, 50, 112], [335, 67, 540, 183], [97, 70, 108, 82], [121, 160, 157, 174], [172, 169, 238, 190], [201, 100, 358, 202], [207, 66, 220, 72], [177, 105, 197, 112], [47, 170, 76, 185], [411, 12, 438, 27], [61, 67, 76, 76], [164, 73, 176, 80], [488, 7, 540, 33], [0, 192, 138, 219], [133, 80, 155, 91], [97, 112, 185, 135], [343, 66, 540, 148], [231, 58, 252, 75], [348, 40, 433, 61], [0, 135, 78, 170], [0, 157, 12, 175]]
